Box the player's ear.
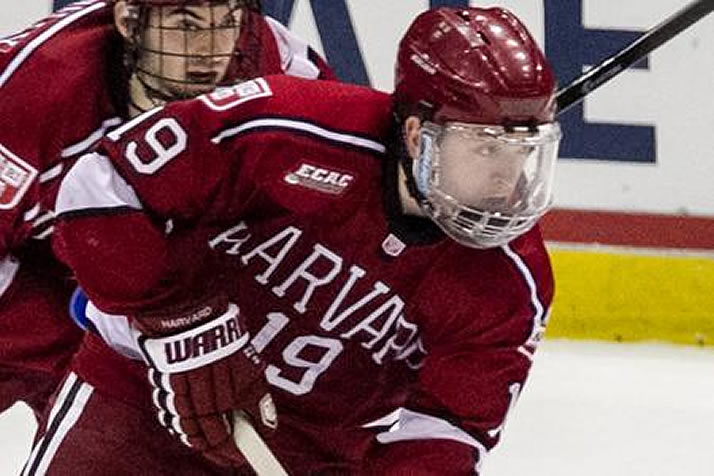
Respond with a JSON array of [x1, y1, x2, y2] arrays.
[[114, 1, 131, 39], [403, 116, 422, 160]]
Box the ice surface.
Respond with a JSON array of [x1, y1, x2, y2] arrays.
[[2, 339, 713, 476]]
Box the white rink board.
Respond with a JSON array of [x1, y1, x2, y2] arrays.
[[2, 340, 714, 476], [2, 1, 714, 217]]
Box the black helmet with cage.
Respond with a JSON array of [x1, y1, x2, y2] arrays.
[[113, 0, 262, 110]]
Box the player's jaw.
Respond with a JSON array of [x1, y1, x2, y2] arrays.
[[159, 60, 231, 97]]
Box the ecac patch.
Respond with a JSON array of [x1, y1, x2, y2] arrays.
[[284, 162, 355, 195]]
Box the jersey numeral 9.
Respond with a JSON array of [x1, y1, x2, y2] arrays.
[[251, 311, 344, 396], [124, 118, 187, 175]]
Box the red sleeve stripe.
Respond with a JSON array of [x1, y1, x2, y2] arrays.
[[0, 1, 107, 88]]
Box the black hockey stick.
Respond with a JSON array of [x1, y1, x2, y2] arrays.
[[556, 0, 714, 114]]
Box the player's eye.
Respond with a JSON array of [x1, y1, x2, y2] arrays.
[[215, 13, 238, 29], [178, 20, 202, 32], [474, 144, 501, 156]]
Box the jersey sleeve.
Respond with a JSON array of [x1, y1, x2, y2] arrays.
[[53, 81, 266, 314], [363, 235, 554, 474], [74, 77, 280, 218], [263, 15, 337, 81], [0, 1, 117, 260]]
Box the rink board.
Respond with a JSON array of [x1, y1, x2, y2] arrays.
[[544, 209, 714, 346]]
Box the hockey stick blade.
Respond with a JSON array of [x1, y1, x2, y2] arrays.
[[232, 411, 289, 476], [556, 0, 714, 114]]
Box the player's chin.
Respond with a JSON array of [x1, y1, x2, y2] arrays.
[[164, 72, 223, 97], [165, 81, 218, 99], [187, 83, 219, 96]]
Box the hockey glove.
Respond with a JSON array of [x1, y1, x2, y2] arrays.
[[135, 297, 277, 468]]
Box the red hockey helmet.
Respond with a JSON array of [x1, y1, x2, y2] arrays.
[[394, 7, 561, 249], [395, 7, 556, 125]]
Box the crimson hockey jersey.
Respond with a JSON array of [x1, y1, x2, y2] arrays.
[[55, 75, 554, 474]]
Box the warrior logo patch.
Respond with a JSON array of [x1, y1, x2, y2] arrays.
[[284, 163, 355, 195], [200, 78, 273, 111], [0, 143, 37, 210]]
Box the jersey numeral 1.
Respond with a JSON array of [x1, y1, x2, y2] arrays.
[[251, 311, 344, 396]]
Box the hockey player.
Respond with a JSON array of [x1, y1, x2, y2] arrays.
[[0, 0, 332, 424], [52, 6, 559, 475]]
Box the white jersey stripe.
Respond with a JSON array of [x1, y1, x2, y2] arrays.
[[107, 106, 163, 142], [22, 373, 93, 476], [23, 203, 41, 222], [61, 117, 122, 158], [32, 211, 55, 228], [86, 301, 144, 360], [33, 226, 55, 240], [212, 118, 387, 154], [501, 243, 547, 349], [55, 152, 142, 217], [371, 408, 487, 474], [34, 383, 94, 476], [517, 345, 535, 361], [362, 408, 401, 429], [0, 2, 107, 88], [26, 374, 94, 476], [0, 255, 20, 300], [22, 373, 78, 476], [39, 164, 63, 184]]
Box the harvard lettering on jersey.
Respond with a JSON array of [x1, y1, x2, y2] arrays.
[[55, 75, 553, 474]]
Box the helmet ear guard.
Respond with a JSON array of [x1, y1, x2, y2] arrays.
[[393, 7, 561, 249]]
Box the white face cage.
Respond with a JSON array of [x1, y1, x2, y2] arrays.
[[413, 121, 562, 249]]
